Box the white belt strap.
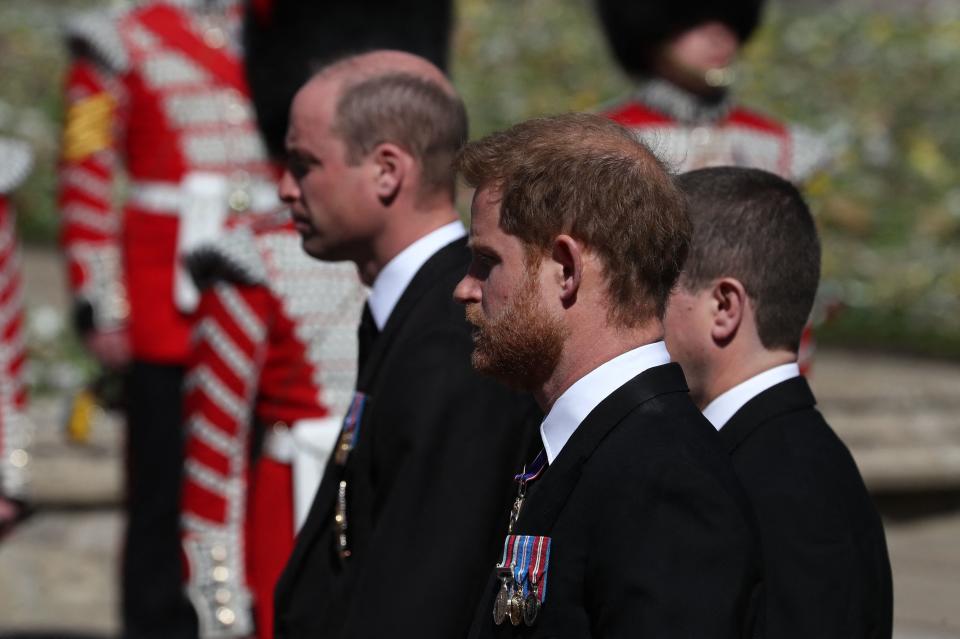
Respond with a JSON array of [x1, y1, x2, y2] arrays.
[[261, 416, 341, 533], [128, 172, 281, 313], [175, 173, 230, 312], [128, 178, 281, 214]]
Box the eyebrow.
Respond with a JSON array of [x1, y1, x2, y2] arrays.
[[467, 239, 500, 256], [285, 145, 319, 161]]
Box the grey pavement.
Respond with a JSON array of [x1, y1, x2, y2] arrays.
[[812, 350, 960, 492]]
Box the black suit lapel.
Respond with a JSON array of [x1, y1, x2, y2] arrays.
[[719, 376, 817, 453], [516, 362, 689, 533], [278, 237, 469, 605], [357, 237, 468, 391], [470, 363, 689, 638]]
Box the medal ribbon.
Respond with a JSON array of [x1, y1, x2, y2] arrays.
[[334, 392, 367, 465], [527, 535, 552, 602], [512, 536, 532, 597], [514, 449, 548, 484], [332, 392, 368, 561], [497, 535, 516, 571], [342, 392, 367, 449], [497, 534, 551, 602]]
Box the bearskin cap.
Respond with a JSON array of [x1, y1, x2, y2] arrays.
[[595, 0, 766, 75], [245, 0, 454, 160]]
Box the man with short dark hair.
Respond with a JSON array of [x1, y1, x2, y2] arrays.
[[273, 51, 538, 639], [455, 113, 761, 638], [666, 166, 893, 639]]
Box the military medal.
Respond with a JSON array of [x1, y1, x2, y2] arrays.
[[508, 588, 524, 626], [493, 569, 512, 625], [493, 581, 509, 625], [509, 536, 534, 626], [522, 591, 540, 626], [333, 393, 367, 466], [491, 451, 552, 628], [332, 392, 368, 562]]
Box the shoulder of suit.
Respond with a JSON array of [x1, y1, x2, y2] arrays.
[[64, 6, 132, 73], [587, 392, 709, 470], [0, 138, 33, 194], [738, 401, 856, 472]]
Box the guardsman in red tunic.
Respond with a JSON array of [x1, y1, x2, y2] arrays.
[[595, 0, 827, 372], [177, 2, 452, 636], [179, 213, 364, 639], [59, 1, 279, 635], [0, 138, 32, 539]]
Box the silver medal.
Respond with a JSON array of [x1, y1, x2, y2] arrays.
[[493, 579, 509, 625]]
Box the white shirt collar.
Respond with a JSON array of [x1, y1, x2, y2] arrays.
[[367, 220, 466, 330], [540, 341, 672, 464], [702, 363, 801, 431]]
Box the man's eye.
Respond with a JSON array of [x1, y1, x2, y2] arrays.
[[469, 253, 495, 279], [287, 156, 315, 179]]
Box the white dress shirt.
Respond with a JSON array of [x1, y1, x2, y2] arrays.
[[540, 341, 672, 463], [366, 220, 466, 330], [702, 362, 801, 431]]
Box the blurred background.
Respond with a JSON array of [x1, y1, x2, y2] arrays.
[[0, 0, 958, 636]]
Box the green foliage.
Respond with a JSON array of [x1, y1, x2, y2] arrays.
[[738, 3, 960, 354]]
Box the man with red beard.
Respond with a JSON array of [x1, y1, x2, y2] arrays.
[[454, 113, 762, 638]]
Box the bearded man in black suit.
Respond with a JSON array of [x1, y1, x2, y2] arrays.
[[274, 50, 538, 639], [455, 113, 762, 639], [666, 166, 893, 639]]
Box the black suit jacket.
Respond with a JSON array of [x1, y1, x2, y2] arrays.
[[469, 363, 763, 639], [274, 237, 540, 639], [719, 376, 893, 639]]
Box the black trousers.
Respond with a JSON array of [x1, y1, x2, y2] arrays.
[[122, 361, 196, 639]]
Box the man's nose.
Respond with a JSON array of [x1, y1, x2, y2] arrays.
[[278, 169, 299, 204], [453, 274, 480, 305]]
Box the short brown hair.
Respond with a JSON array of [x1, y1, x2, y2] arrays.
[[675, 167, 821, 352], [333, 72, 468, 197], [455, 112, 690, 326]]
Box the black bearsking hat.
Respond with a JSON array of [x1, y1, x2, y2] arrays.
[[595, 0, 766, 75], [244, 0, 453, 160]]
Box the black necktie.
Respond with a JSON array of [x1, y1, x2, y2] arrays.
[[357, 302, 379, 378]]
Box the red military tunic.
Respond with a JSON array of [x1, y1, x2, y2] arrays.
[[605, 79, 828, 372], [604, 78, 830, 182], [0, 138, 33, 499], [180, 214, 366, 638], [59, 0, 278, 364], [0, 138, 32, 502]]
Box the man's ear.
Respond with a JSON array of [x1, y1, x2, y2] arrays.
[[709, 277, 747, 344], [551, 234, 583, 307], [371, 142, 407, 205]]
